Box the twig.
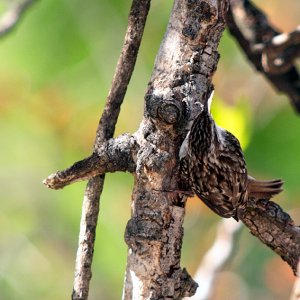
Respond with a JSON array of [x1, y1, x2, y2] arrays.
[[290, 261, 300, 300], [226, 0, 300, 113], [254, 26, 300, 74], [71, 1, 151, 299], [0, 0, 38, 38], [187, 219, 242, 300]]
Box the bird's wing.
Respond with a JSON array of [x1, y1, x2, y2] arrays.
[[215, 129, 248, 207]]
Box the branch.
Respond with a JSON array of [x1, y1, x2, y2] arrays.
[[187, 219, 242, 300], [226, 0, 300, 112], [43, 134, 138, 189], [0, 0, 38, 38], [187, 198, 300, 299], [69, 1, 151, 299], [241, 198, 300, 274], [255, 26, 300, 74], [290, 261, 300, 300]]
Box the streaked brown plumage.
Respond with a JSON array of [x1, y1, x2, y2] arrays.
[[180, 98, 283, 220]]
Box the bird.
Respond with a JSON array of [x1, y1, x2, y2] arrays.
[[180, 92, 283, 220]]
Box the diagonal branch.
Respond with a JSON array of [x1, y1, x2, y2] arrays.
[[290, 261, 300, 300], [241, 198, 300, 274], [226, 0, 300, 113], [186, 197, 300, 300], [0, 0, 38, 38], [70, 1, 151, 299], [188, 219, 242, 300]]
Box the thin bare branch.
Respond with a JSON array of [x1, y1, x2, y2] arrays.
[[187, 219, 242, 300], [0, 0, 38, 38], [226, 0, 300, 113], [70, 1, 151, 299], [290, 261, 300, 300]]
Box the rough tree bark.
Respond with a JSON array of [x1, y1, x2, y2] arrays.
[[122, 0, 230, 298], [43, 0, 300, 299]]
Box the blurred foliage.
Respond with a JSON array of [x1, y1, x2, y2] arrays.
[[0, 0, 299, 299]]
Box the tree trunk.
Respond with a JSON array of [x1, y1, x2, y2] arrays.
[[123, 0, 229, 298]]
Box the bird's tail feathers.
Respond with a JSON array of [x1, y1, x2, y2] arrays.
[[247, 177, 283, 199]]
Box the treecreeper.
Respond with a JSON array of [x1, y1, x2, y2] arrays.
[[180, 92, 283, 220]]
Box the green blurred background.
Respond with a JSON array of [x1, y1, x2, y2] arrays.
[[0, 0, 299, 299]]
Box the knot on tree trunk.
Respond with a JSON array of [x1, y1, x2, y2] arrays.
[[145, 92, 184, 126]]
